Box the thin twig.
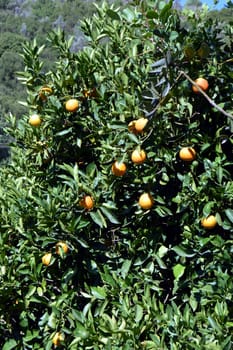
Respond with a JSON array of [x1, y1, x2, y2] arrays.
[[180, 70, 233, 120]]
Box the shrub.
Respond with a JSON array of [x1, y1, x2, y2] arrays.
[[0, 1, 233, 349]]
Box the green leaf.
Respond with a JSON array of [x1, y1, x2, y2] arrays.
[[73, 322, 89, 339], [86, 162, 97, 178], [122, 8, 135, 21], [172, 245, 196, 258], [89, 210, 107, 228], [135, 304, 143, 323], [159, 0, 173, 22], [158, 245, 168, 258], [55, 128, 73, 137], [173, 264, 185, 280], [155, 255, 167, 269], [48, 312, 57, 329], [121, 259, 132, 279], [100, 206, 120, 224], [146, 10, 158, 19], [208, 316, 222, 332], [225, 208, 233, 223], [24, 330, 40, 342], [3, 339, 17, 350], [203, 201, 215, 216], [106, 9, 121, 21], [91, 286, 106, 300]]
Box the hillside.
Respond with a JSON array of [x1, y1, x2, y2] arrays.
[[0, 0, 125, 142]]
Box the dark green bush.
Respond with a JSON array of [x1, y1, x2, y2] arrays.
[[0, 1, 232, 349]]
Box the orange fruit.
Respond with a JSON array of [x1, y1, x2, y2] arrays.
[[39, 86, 53, 101], [192, 78, 209, 93], [128, 117, 148, 133], [65, 98, 79, 112], [131, 149, 146, 164], [138, 192, 154, 210], [82, 88, 97, 98], [201, 215, 217, 229], [55, 242, 69, 255], [42, 252, 52, 266], [128, 120, 136, 133], [111, 161, 127, 176], [52, 332, 64, 346], [29, 114, 42, 127], [179, 147, 196, 162], [79, 195, 94, 210], [135, 118, 148, 132]]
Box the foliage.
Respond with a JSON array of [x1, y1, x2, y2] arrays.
[[0, 0, 126, 135], [0, 0, 233, 349]]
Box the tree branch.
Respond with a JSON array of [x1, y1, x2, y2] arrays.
[[180, 70, 233, 120]]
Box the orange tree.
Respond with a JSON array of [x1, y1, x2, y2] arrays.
[[0, 1, 233, 349]]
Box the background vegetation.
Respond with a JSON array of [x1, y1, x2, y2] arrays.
[[0, 0, 233, 349], [0, 0, 232, 125]]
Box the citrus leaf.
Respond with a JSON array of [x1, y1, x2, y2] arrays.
[[91, 286, 106, 300], [121, 259, 132, 278], [172, 245, 196, 258], [225, 208, 233, 223], [2, 339, 17, 350], [89, 210, 107, 228], [100, 206, 120, 224], [173, 264, 185, 280], [106, 9, 121, 21], [135, 304, 143, 323]]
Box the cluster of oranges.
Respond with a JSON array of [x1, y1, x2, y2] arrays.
[[40, 75, 216, 278], [42, 241, 69, 266], [36, 73, 217, 344], [29, 84, 80, 127], [111, 117, 153, 209], [110, 76, 216, 226]]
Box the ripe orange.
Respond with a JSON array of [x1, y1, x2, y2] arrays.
[[201, 215, 217, 229], [39, 86, 53, 101], [65, 98, 79, 112], [29, 114, 42, 127], [128, 120, 136, 133], [55, 242, 69, 255], [135, 118, 148, 132], [192, 78, 209, 93], [79, 195, 94, 210], [111, 161, 127, 176], [179, 147, 196, 162], [131, 149, 146, 164], [42, 252, 52, 266], [52, 332, 64, 346], [138, 192, 154, 210], [128, 117, 148, 133]]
